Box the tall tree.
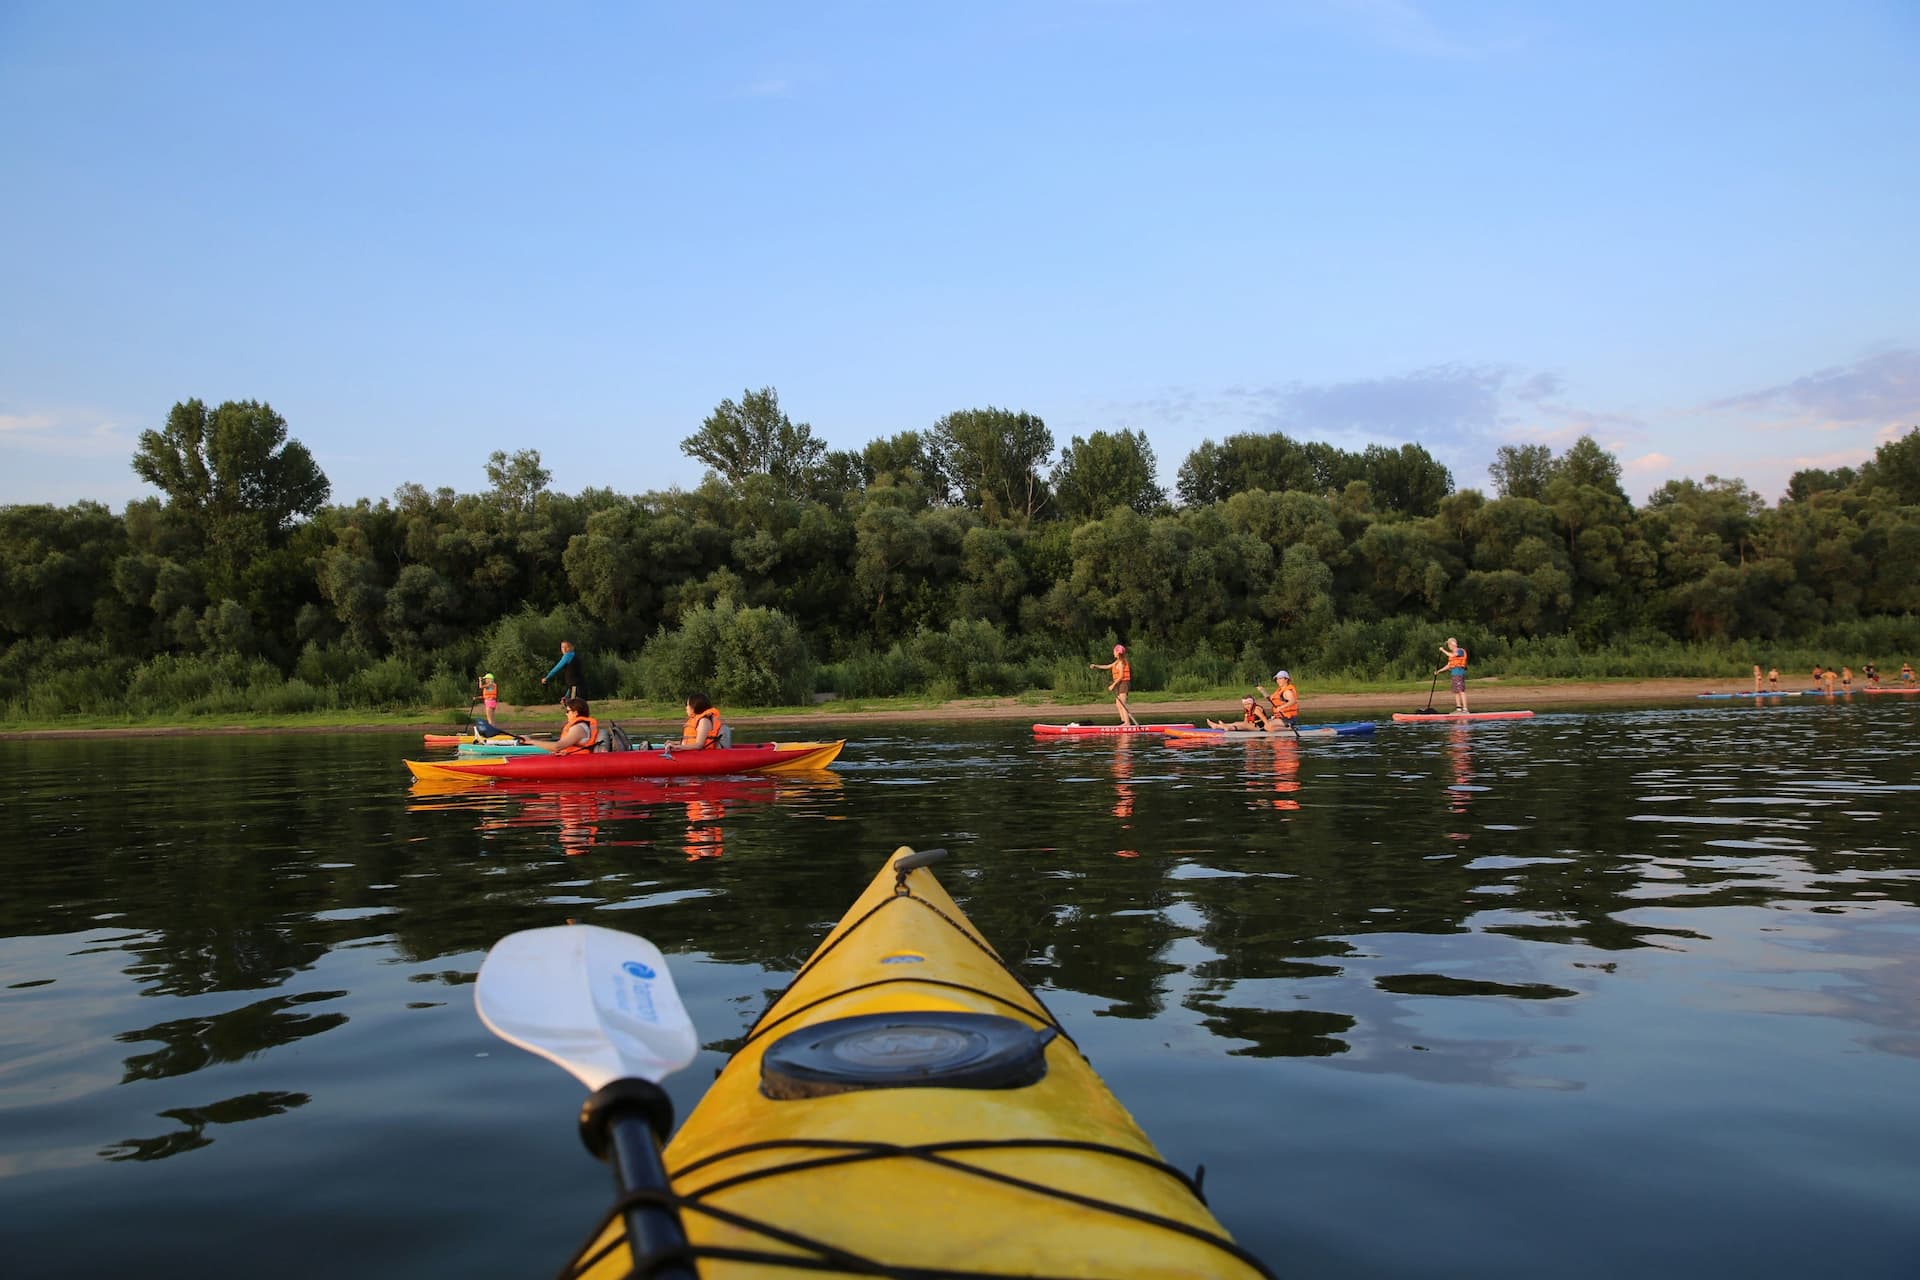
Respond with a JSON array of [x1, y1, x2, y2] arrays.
[[1860, 426, 1920, 505], [130, 398, 330, 595], [1359, 442, 1452, 515], [485, 449, 551, 513], [1051, 428, 1164, 520], [930, 407, 1054, 524], [1488, 443, 1556, 500], [680, 387, 827, 496]]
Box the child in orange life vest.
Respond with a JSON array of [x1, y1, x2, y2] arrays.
[[1089, 644, 1141, 727], [520, 697, 598, 754], [1436, 638, 1469, 712], [478, 671, 498, 720], [676, 693, 725, 749], [1208, 696, 1272, 731]]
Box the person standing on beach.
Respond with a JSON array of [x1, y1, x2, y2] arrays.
[[541, 640, 585, 705], [1752, 664, 1763, 692], [1841, 665, 1853, 691], [1090, 644, 1140, 728], [1767, 667, 1780, 690], [1436, 638, 1469, 713], [1864, 662, 1879, 689]]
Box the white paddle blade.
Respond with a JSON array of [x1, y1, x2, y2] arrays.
[[476, 925, 699, 1092]]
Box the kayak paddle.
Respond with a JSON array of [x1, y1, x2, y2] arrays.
[[476, 925, 701, 1279]]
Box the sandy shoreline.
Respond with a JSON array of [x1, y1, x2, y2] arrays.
[[0, 677, 1800, 739]]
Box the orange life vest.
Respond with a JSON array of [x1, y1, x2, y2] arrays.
[[557, 713, 599, 755], [1243, 704, 1269, 727], [1446, 645, 1468, 671], [682, 707, 723, 748], [1275, 682, 1299, 721], [1112, 657, 1131, 683]]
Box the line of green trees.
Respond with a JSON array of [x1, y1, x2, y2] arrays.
[[3, 390, 1917, 718]]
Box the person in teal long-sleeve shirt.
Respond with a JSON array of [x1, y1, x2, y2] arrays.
[[541, 640, 586, 705]]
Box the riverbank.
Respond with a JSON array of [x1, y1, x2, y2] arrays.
[[0, 676, 1812, 739]]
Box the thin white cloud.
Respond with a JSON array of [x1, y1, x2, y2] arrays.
[[1706, 347, 1920, 431], [1625, 452, 1671, 474], [1322, 0, 1529, 59], [0, 407, 133, 459]]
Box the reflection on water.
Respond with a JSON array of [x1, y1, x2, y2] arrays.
[[1, 701, 1919, 1278], [407, 772, 845, 861]]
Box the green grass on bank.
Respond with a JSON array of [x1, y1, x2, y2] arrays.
[[0, 673, 1736, 735]]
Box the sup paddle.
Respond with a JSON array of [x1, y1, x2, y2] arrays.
[[1417, 669, 1441, 715], [476, 925, 700, 1280]]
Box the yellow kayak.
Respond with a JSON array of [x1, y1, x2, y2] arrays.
[[565, 847, 1272, 1278]]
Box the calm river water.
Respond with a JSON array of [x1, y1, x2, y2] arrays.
[[3, 698, 1918, 1277]]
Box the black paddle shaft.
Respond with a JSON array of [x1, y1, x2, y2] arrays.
[[580, 1078, 696, 1279]]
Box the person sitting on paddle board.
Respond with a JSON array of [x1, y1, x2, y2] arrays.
[[478, 671, 498, 721], [1258, 670, 1301, 730], [1090, 644, 1141, 728], [1207, 696, 1272, 731], [519, 698, 599, 755], [675, 693, 725, 749], [1436, 638, 1469, 713]]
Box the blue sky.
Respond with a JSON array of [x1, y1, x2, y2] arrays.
[[3, 0, 1916, 510]]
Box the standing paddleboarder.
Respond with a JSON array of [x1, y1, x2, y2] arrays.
[[1090, 644, 1140, 728], [1436, 638, 1469, 713], [541, 640, 585, 706]]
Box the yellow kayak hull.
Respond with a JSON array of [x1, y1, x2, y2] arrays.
[[572, 848, 1269, 1278]]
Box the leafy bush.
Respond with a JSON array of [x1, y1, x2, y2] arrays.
[[346, 655, 422, 708], [640, 599, 813, 706], [294, 641, 373, 689]]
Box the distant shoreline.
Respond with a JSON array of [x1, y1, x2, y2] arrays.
[[0, 677, 1867, 739]]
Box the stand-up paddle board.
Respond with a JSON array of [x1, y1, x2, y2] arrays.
[[1391, 710, 1535, 723], [1695, 690, 1804, 699], [1164, 721, 1375, 741], [1031, 722, 1195, 736]]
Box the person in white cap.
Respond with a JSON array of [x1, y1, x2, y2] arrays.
[[1256, 670, 1301, 739], [1207, 695, 1273, 731]]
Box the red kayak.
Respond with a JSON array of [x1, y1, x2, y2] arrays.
[[1032, 722, 1194, 736], [1391, 710, 1535, 723], [403, 740, 843, 782]]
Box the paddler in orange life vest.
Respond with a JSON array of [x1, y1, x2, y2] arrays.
[[519, 697, 599, 754], [1436, 638, 1469, 712], [676, 693, 725, 749], [1258, 670, 1301, 736], [1090, 644, 1141, 728], [1207, 696, 1272, 731]]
